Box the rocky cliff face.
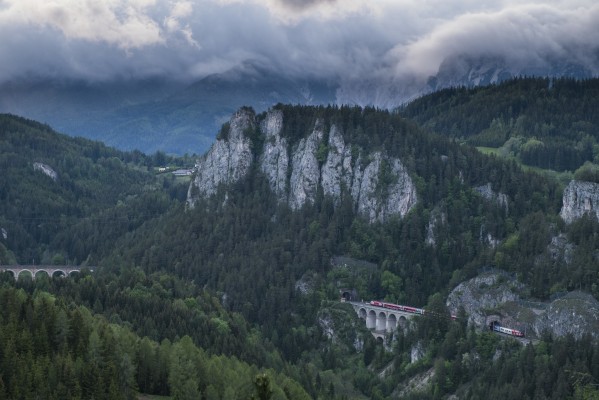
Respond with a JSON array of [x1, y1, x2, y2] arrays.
[[259, 109, 288, 198], [186, 109, 254, 204], [474, 183, 508, 213], [560, 180, 599, 224], [446, 272, 524, 329], [33, 162, 58, 181], [448, 272, 599, 339], [532, 292, 599, 339], [187, 108, 418, 222], [317, 303, 368, 351], [425, 207, 447, 247]]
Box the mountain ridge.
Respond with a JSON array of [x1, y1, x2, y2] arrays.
[[1, 57, 594, 155]]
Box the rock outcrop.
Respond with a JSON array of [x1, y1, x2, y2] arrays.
[[448, 271, 599, 339], [532, 292, 599, 339], [560, 180, 599, 224], [187, 109, 254, 206], [259, 109, 288, 198], [447, 271, 524, 329], [474, 183, 508, 213], [547, 234, 574, 264], [187, 108, 418, 222], [33, 162, 58, 181], [321, 125, 352, 203], [288, 123, 323, 210], [317, 302, 369, 351], [425, 207, 447, 247]]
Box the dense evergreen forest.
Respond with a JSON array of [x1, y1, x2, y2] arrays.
[[2, 78, 599, 399], [402, 78, 599, 174]]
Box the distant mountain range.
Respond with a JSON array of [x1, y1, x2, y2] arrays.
[[429, 53, 598, 90], [0, 57, 595, 155]]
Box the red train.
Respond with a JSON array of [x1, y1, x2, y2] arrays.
[[369, 300, 457, 319], [369, 301, 524, 337], [370, 300, 425, 315]]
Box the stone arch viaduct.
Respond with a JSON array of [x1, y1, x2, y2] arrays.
[[346, 301, 420, 334], [0, 265, 92, 280]]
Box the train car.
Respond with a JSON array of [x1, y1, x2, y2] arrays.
[[382, 303, 403, 311], [370, 300, 462, 320], [402, 305, 425, 315], [370, 301, 426, 315], [493, 324, 524, 337]]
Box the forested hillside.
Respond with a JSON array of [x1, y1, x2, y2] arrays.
[[402, 78, 599, 173], [1, 89, 599, 400], [0, 114, 315, 399]]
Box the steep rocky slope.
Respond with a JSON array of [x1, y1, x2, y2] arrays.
[[447, 271, 599, 339], [187, 108, 417, 223], [560, 180, 599, 223]]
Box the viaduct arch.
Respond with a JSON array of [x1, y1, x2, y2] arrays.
[[0, 265, 92, 280], [347, 301, 417, 334]]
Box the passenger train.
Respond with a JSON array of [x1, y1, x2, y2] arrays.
[[370, 300, 425, 315], [492, 324, 525, 337], [369, 301, 524, 337]]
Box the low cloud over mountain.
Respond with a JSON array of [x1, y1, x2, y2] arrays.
[[0, 0, 596, 96], [0, 0, 598, 154]]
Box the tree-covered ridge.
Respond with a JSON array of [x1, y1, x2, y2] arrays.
[[0, 284, 310, 400], [402, 78, 599, 171], [0, 114, 181, 265], [257, 104, 560, 214], [30, 268, 287, 370]]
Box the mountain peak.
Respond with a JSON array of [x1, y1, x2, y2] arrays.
[[188, 106, 417, 223]]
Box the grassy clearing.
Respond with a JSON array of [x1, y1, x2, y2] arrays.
[[476, 146, 573, 187], [476, 146, 501, 156]]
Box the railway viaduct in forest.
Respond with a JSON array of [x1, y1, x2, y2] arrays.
[[0, 265, 92, 280]]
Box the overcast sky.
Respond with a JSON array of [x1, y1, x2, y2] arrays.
[[0, 0, 597, 85]]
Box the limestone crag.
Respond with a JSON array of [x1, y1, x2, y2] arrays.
[[33, 162, 58, 181], [321, 125, 352, 202], [479, 226, 500, 248], [547, 234, 574, 264], [187, 109, 254, 207], [448, 272, 599, 339], [560, 180, 599, 224], [350, 154, 377, 220], [474, 183, 508, 213], [288, 123, 323, 210], [532, 292, 599, 339], [187, 107, 418, 222], [446, 272, 524, 328], [410, 342, 425, 363], [425, 207, 447, 247], [356, 155, 416, 222], [259, 110, 288, 198]]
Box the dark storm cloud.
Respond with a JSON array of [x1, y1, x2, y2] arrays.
[[0, 0, 597, 100]]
